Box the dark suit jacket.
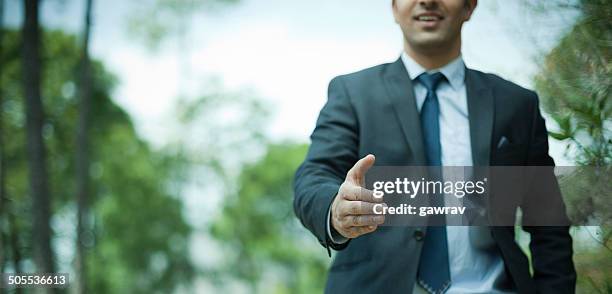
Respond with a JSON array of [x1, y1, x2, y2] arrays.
[[293, 58, 576, 294]]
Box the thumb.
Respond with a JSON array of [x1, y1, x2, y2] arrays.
[[347, 154, 375, 186]]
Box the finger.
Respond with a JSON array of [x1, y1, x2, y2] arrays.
[[343, 215, 385, 227], [340, 201, 380, 216], [342, 185, 382, 203], [348, 225, 377, 237], [346, 154, 375, 185]]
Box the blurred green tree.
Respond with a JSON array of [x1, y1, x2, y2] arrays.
[[74, 0, 94, 292], [209, 143, 330, 293], [1, 29, 194, 293], [22, 0, 55, 281], [0, 0, 7, 275], [533, 0, 611, 292], [535, 0, 611, 166]]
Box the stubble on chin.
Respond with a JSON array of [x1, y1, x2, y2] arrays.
[[404, 31, 451, 53]]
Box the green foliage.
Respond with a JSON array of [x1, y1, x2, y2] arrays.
[[173, 81, 270, 193], [0, 29, 193, 293], [209, 142, 330, 293], [535, 0, 611, 166], [533, 0, 612, 292], [574, 238, 612, 293], [557, 167, 612, 226]]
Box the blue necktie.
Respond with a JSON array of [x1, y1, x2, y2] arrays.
[[416, 72, 451, 294]]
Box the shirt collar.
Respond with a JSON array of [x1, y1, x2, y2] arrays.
[[400, 51, 465, 90]]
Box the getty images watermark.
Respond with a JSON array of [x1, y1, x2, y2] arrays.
[[371, 176, 487, 216], [363, 166, 610, 227]]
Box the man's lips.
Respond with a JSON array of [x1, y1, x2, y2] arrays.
[[413, 12, 445, 22]]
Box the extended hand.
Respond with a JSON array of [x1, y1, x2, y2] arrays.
[[331, 154, 385, 239]]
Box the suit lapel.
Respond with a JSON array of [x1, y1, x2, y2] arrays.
[[465, 68, 494, 166], [383, 58, 427, 165], [382, 60, 495, 166]]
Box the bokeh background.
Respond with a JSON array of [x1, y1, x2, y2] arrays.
[[0, 0, 610, 293]]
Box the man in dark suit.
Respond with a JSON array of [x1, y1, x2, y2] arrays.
[[293, 0, 576, 293]]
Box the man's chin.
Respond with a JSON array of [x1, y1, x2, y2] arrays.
[[408, 35, 450, 51]]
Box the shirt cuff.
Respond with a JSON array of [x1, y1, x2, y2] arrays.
[[327, 206, 349, 245]]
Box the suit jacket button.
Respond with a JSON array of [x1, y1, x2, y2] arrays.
[[414, 229, 425, 241]]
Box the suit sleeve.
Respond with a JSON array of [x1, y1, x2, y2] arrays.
[[293, 76, 359, 252], [521, 92, 577, 294]]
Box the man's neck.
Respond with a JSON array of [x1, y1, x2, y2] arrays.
[[404, 40, 462, 70]]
